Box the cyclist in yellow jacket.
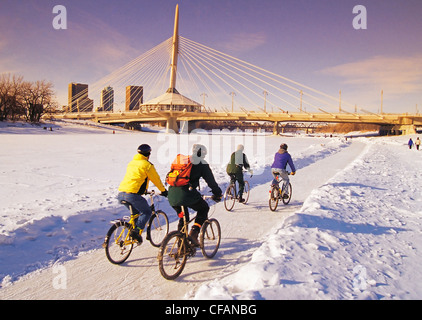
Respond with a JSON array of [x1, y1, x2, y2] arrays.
[[118, 144, 167, 243]]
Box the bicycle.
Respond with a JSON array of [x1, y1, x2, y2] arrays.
[[269, 172, 292, 211], [223, 172, 250, 211], [157, 195, 221, 280], [103, 190, 169, 265]]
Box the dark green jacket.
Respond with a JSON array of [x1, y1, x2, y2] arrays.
[[226, 151, 250, 174], [168, 162, 222, 207]]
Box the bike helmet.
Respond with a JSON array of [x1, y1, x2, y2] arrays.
[[280, 143, 288, 150], [137, 144, 152, 157]]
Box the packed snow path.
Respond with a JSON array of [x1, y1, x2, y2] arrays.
[[0, 139, 366, 299]]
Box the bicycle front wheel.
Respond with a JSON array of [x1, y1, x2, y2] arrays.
[[104, 221, 133, 264], [224, 185, 236, 211], [269, 186, 279, 212], [147, 210, 169, 247], [158, 231, 188, 280], [200, 218, 221, 259], [282, 183, 292, 205]]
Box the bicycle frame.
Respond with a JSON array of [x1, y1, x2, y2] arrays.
[[273, 171, 291, 192], [113, 190, 157, 246]]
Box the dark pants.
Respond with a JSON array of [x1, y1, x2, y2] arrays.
[[173, 197, 210, 231], [229, 172, 245, 197]]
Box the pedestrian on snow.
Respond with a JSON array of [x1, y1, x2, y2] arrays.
[[408, 138, 414, 149], [415, 137, 421, 151]]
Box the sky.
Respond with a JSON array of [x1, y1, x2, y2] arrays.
[[1, 0, 422, 114]]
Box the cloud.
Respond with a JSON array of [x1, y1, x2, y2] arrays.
[[219, 32, 267, 54], [319, 55, 422, 96]]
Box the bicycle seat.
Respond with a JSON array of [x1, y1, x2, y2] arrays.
[[120, 200, 139, 215]]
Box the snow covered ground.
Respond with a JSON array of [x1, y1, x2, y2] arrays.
[[0, 120, 421, 300]]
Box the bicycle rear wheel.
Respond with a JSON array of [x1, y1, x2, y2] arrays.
[[243, 181, 250, 204], [269, 186, 280, 212], [282, 183, 292, 205], [158, 231, 188, 280], [104, 221, 133, 264], [200, 218, 221, 259], [224, 185, 236, 211], [147, 210, 169, 247]]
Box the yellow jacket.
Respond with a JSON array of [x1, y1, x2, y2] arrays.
[[118, 154, 166, 194]]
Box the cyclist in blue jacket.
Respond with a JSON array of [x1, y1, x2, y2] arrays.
[[271, 143, 296, 198]]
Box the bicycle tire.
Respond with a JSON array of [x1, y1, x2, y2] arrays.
[[200, 218, 221, 259], [147, 210, 169, 247], [243, 181, 250, 204], [224, 184, 236, 211], [282, 183, 292, 205], [104, 221, 133, 264], [158, 231, 188, 280], [269, 186, 279, 212]]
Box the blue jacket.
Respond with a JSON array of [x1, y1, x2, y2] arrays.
[[271, 150, 296, 172]]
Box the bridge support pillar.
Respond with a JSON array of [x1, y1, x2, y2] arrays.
[[399, 124, 417, 135], [179, 120, 198, 133], [166, 117, 179, 134], [272, 121, 280, 135]]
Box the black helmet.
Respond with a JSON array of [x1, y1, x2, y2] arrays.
[[137, 144, 152, 157], [280, 143, 288, 150]]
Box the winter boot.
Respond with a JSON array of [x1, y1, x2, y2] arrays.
[[188, 224, 201, 247], [130, 227, 143, 243]]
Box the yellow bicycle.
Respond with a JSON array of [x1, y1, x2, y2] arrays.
[[103, 190, 169, 264]]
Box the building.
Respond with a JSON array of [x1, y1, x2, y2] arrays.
[[77, 98, 94, 113], [100, 86, 114, 112], [68, 83, 93, 112], [125, 85, 143, 111]]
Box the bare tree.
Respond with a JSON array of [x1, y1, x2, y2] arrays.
[[0, 73, 24, 121], [1, 74, 58, 122], [21, 80, 56, 122]]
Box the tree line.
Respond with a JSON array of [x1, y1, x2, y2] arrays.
[[0, 73, 58, 122]]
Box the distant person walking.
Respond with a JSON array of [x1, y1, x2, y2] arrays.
[[408, 138, 414, 149], [415, 137, 421, 151]]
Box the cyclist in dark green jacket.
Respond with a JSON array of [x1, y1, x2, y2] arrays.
[[168, 144, 222, 246], [226, 144, 252, 203]]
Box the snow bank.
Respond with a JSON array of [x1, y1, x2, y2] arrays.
[[193, 136, 422, 300]]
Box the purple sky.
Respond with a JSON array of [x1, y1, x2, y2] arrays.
[[1, 0, 422, 113]]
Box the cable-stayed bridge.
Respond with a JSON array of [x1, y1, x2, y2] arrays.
[[53, 5, 422, 135]]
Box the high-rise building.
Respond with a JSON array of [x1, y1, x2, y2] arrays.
[[125, 86, 143, 111], [77, 97, 94, 112], [68, 83, 92, 112], [101, 86, 114, 112]]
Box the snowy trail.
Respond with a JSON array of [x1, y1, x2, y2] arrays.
[[0, 141, 366, 299]]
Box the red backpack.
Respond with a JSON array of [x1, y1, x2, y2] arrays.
[[166, 154, 193, 187]]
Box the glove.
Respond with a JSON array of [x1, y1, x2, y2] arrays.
[[248, 169, 253, 176], [212, 194, 222, 203], [291, 172, 296, 176], [161, 190, 168, 197], [178, 211, 184, 218]]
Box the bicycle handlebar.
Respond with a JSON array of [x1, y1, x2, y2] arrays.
[[145, 190, 168, 196]]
